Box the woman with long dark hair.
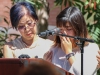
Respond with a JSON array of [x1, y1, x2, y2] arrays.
[[44, 7, 99, 75]]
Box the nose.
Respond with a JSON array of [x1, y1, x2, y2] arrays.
[[25, 24, 30, 31], [60, 30, 66, 33]]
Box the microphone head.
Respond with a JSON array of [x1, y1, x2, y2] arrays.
[[38, 28, 60, 37], [38, 31, 47, 37], [50, 28, 60, 35]]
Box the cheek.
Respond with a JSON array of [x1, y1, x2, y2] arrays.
[[67, 30, 75, 36], [33, 26, 38, 33], [19, 31, 24, 36], [68, 32, 75, 36]]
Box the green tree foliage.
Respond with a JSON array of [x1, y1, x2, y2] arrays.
[[0, 27, 7, 57]]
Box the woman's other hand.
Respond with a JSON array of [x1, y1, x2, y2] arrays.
[[43, 51, 52, 62], [96, 50, 100, 69]]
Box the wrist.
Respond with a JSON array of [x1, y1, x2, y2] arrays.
[[66, 52, 75, 60]]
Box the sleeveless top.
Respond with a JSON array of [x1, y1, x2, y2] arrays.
[[11, 37, 53, 58]]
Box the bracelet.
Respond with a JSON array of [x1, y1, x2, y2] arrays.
[[66, 52, 75, 60]]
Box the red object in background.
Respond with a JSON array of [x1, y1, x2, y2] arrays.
[[0, 58, 23, 75], [94, 1, 96, 10]]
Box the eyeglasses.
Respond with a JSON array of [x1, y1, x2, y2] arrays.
[[18, 21, 36, 31]]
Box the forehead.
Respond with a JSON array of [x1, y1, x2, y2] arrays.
[[19, 15, 33, 23], [58, 22, 72, 28]]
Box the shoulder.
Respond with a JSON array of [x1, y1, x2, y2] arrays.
[[4, 38, 21, 50], [4, 41, 13, 49], [38, 37, 53, 45], [3, 41, 16, 58], [11, 37, 21, 43], [84, 43, 99, 55], [86, 43, 99, 50]]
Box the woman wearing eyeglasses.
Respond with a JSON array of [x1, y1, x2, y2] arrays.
[[3, 1, 53, 58]]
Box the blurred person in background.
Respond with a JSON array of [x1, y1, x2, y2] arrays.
[[6, 27, 21, 42]]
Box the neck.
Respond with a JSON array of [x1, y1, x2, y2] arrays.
[[21, 35, 38, 46]]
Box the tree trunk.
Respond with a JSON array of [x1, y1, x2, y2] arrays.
[[36, 0, 49, 39]]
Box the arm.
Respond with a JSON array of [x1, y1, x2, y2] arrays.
[[3, 42, 14, 58], [59, 32, 75, 65]]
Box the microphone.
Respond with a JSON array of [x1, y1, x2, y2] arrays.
[[38, 28, 60, 37], [18, 54, 30, 58]]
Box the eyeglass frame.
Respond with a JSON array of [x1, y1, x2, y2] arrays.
[[17, 20, 37, 31]]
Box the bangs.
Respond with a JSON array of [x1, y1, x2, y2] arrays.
[[56, 17, 73, 28], [56, 17, 68, 27]]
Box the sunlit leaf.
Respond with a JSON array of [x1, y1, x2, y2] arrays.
[[87, 12, 92, 19]]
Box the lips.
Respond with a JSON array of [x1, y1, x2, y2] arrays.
[[26, 32, 32, 36]]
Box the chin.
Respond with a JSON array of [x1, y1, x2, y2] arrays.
[[24, 33, 37, 39], [25, 35, 34, 40]]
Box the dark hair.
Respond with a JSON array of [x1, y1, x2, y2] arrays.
[[10, 1, 38, 29], [54, 7, 89, 47], [19, 59, 62, 75]]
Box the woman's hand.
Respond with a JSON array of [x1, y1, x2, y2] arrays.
[[96, 50, 100, 69], [59, 31, 75, 65], [43, 51, 53, 62], [59, 31, 72, 54]]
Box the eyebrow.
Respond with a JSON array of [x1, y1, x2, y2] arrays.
[[19, 20, 32, 24], [65, 25, 72, 28]]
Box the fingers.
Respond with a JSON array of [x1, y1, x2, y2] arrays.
[[96, 51, 100, 62], [96, 50, 100, 60], [97, 55, 100, 59], [96, 50, 100, 69], [98, 50, 100, 54], [97, 57, 100, 69], [59, 31, 70, 43], [63, 31, 70, 42], [44, 51, 52, 62], [59, 36, 65, 43]]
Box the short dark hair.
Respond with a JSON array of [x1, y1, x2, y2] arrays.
[[10, 1, 38, 29]]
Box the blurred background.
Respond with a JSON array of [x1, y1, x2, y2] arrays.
[[0, 0, 100, 74]]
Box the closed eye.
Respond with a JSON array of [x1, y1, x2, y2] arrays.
[[67, 29, 72, 31], [18, 26, 25, 29], [28, 23, 32, 26]]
